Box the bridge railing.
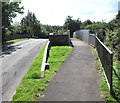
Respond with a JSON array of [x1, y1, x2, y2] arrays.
[[74, 30, 113, 93], [95, 36, 113, 93]]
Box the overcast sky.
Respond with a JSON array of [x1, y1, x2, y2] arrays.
[[13, 0, 119, 26]]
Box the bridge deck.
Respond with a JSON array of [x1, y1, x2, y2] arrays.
[[39, 38, 103, 101]]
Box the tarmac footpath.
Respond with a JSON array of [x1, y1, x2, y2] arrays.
[[39, 38, 103, 101]]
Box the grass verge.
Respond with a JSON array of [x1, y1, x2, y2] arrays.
[[4, 38, 30, 44], [12, 46, 72, 101], [112, 61, 120, 101], [91, 47, 118, 102]]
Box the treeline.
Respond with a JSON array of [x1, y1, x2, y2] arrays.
[[2, 1, 120, 61], [2, 1, 64, 42], [83, 12, 120, 61], [63, 13, 120, 61], [7, 11, 63, 38], [64, 13, 120, 62]]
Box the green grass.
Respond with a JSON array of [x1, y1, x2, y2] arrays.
[[112, 61, 120, 101], [12, 46, 72, 101], [47, 46, 72, 73], [91, 47, 118, 102], [4, 38, 30, 44], [12, 45, 46, 101]]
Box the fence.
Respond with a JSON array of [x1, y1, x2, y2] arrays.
[[74, 30, 113, 93]]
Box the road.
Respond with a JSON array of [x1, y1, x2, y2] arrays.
[[0, 39, 48, 101]]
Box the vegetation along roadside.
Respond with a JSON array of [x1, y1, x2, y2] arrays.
[[12, 46, 72, 101], [4, 38, 30, 44], [91, 47, 119, 103]]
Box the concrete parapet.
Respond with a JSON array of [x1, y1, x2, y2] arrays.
[[49, 34, 70, 46], [41, 41, 50, 77], [74, 29, 113, 93]]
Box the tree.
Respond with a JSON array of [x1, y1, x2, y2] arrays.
[[21, 11, 41, 37], [41, 24, 63, 35], [2, 1, 24, 42], [105, 11, 120, 61], [63, 16, 80, 36], [83, 19, 92, 27], [113, 11, 120, 60], [85, 21, 107, 42]]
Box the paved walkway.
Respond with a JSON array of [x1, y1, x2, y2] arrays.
[[39, 38, 103, 101]]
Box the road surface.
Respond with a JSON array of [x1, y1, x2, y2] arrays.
[[0, 39, 48, 101]]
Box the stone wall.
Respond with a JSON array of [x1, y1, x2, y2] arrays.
[[49, 34, 70, 46], [6, 34, 31, 40]]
